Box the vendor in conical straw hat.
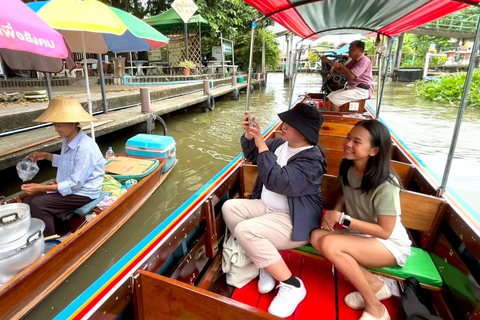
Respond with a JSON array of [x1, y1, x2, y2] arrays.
[[22, 99, 105, 237]]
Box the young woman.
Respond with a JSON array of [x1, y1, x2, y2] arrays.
[[310, 120, 411, 320], [222, 103, 326, 318], [22, 99, 105, 237]]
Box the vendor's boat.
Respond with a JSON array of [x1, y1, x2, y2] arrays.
[[0, 135, 176, 319], [4, 1, 480, 319]]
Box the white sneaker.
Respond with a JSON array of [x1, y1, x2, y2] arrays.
[[268, 278, 306, 318], [345, 283, 392, 309], [258, 268, 275, 294], [359, 305, 390, 320]]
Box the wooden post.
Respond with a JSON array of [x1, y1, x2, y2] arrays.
[[203, 80, 210, 95], [140, 88, 150, 114]]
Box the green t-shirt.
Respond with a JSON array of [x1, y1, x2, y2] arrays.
[[342, 168, 401, 223]]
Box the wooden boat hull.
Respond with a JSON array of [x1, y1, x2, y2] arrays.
[[0, 158, 176, 320], [44, 102, 480, 320]]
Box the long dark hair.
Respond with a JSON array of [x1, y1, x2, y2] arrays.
[[339, 120, 401, 192]]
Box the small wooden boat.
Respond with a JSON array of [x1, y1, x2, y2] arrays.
[[0, 154, 176, 319]]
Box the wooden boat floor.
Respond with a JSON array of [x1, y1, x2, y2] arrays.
[[231, 251, 400, 320]]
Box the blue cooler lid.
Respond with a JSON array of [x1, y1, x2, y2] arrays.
[[126, 134, 175, 150]]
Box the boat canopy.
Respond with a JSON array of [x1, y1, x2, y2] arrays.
[[244, 0, 480, 39]]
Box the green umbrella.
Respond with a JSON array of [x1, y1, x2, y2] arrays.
[[143, 8, 209, 35]]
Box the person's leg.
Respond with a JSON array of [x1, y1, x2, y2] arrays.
[[327, 88, 369, 111], [25, 194, 56, 236], [222, 199, 267, 236], [327, 90, 342, 111], [235, 210, 308, 318], [317, 234, 396, 318], [28, 193, 92, 236]]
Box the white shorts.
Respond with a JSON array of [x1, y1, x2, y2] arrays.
[[327, 88, 369, 106], [348, 229, 411, 267]]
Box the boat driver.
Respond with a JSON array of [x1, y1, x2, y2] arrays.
[[321, 40, 374, 112], [21, 99, 105, 237]]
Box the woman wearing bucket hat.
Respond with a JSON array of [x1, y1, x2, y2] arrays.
[[222, 103, 326, 318], [21, 99, 105, 237]]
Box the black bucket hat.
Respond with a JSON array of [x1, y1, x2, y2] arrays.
[[278, 103, 324, 144]]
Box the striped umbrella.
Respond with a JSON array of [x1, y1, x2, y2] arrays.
[[27, 0, 169, 139]]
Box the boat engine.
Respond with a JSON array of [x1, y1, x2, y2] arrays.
[[320, 55, 349, 94]]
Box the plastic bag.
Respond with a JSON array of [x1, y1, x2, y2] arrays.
[[16, 158, 39, 182], [102, 174, 122, 198]]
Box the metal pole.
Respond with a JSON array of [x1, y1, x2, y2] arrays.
[[376, 37, 393, 119], [288, 42, 303, 108], [261, 32, 266, 76], [376, 53, 381, 109], [98, 54, 108, 113], [232, 40, 236, 78], [129, 52, 133, 75], [245, 22, 256, 119], [220, 32, 225, 79], [45, 73, 53, 100], [82, 33, 95, 140], [184, 22, 189, 60], [285, 34, 290, 80], [437, 12, 480, 196], [394, 34, 404, 71], [199, 22, 202, 62]]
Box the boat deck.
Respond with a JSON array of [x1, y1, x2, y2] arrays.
[[231, 251, 401, 320]]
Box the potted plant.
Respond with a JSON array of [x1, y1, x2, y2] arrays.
[[179, 60, 196, 76]]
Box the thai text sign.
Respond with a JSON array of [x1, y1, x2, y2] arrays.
[[171, 0, 198, 23]]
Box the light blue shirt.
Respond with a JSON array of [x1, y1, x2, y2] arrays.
[[52, 130, 104, 199]]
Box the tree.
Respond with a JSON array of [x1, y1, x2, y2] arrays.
[[234, 28, 280, 71]]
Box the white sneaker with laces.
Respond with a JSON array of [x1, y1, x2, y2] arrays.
[[268, 277, 306, 318], [258, 268, 275, 294]]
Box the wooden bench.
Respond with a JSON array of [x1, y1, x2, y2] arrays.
[[133, 270, 277, 320], [239, 165, 446, 290]]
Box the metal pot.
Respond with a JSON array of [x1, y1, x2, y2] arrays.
[[0, 218, 44, 285], [0, 203, 31, 244]]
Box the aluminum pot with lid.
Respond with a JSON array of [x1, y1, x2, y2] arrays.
[[0, 203, 31, 244], [0, 218, 44, 285]]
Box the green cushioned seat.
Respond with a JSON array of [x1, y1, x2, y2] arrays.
[[296, 245, 443, 288], [74, 192, 111, 216]]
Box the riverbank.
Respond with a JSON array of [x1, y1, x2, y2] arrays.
[[0, 76, 264, 171]]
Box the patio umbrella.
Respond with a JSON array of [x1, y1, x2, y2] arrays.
[[28, 0, 169, 139], [0, 0, 74, 73]]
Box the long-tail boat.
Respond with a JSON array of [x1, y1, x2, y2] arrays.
[[5, 1, 480, 319], [0, 153, 176, 319]]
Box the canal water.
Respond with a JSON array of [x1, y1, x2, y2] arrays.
[[1, 73, 478, 318]]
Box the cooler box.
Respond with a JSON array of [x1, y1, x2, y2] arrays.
[[125, 134, 176, 173]]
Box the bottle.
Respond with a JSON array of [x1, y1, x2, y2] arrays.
[[105, 147, 115, 160], [125, 179, 138, 190], [120, 185, 127, 196]]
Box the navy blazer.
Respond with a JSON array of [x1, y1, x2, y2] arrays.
[[241, 135, 326, 241]]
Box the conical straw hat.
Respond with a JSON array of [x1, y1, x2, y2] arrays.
[[34, 99, 97, 123]]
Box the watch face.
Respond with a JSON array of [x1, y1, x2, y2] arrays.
[[344, 216, 351, 227]]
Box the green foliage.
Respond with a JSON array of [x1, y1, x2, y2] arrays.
[[308, 51, 319, 66], [414, 69, 480, 108], [195, 0, 279, 71], [400, 34, 452, 68], [179, 60, 196, 69], [234, 28, 280, 71]]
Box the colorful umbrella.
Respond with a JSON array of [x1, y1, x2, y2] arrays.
[[0, 0, 73, 73], [28, 0, 169, 53], [28, 0, 169, 139]]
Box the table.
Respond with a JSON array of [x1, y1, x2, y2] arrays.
[[126, 60, 149, 76]]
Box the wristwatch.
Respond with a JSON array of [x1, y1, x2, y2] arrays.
[[342, 214, 352, 227]]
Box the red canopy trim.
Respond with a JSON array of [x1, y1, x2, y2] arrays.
[[379, 0, 471, 35], [244, 0, 480, 38]]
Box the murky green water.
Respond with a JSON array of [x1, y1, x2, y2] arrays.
[[1, 73, 478, 319]]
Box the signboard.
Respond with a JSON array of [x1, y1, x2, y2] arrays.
[[148, 49, 163, 62], [224, 42, 232, 55], [171, 0, 198, 23], [212, 46, 222, 61]]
